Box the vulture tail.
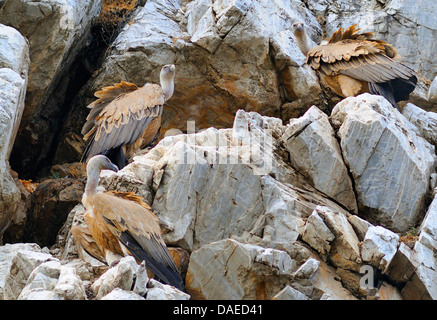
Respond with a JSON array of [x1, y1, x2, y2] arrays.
[[368, 75, 417, 108], [119, 231, 185, 291]]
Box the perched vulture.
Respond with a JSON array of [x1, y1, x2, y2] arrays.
[[80, 154, 184, 290], [81, 64, 175, 169], [303, 24, 417, 107]]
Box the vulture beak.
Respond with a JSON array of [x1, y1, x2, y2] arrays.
[[105, 162, 119, 173]]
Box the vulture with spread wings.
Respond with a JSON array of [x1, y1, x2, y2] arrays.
[[305, 25, 417, 107], [78, 155, 184, 291], [81, 64, 175, 169]]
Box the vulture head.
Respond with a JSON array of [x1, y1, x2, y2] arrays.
[[292, 22, 305, 37], [160, 64, 176, 101], [85, 155, 118, 196]]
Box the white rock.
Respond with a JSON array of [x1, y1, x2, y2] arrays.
[[301, 210, 335, 259], [272, 285, 309, 300], [101, 288, 145, 300], [0, 24, 29, 243], [330, 93, 436, 232], [146, 279, 190, 300], [428, 76, 437, 102], [186, 239, 299, 299], [92, 256, 138, 300], [132, 261, 149, 297], [315, 206, 362, 272], [402, 103, 437, 147], [283, 106, 357, 213], [292, 258, 320, 280], [53, 266, 87, 300], [0, 24, 29, 77], [18, 260, 61, 300], [0, 243, 55, 300], [361, 226, 399, 272]]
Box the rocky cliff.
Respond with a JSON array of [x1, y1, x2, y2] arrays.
[[0, 0, 437, 300]]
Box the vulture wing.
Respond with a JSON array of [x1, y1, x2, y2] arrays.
[[307, 25, 417, 104], [82, 82, 165, 165], [71, 225, 106, 263], [92, 193, 184, 290]]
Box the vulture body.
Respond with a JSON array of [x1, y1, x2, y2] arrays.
[[304, 25, 417, 107], [81, 64, 175, 169], [79, 155, 184, 291]]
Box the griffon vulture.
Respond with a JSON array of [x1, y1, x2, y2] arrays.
[[80, 154, 184, 290], [298, 24, 417, 107], [81, 64, 175, 169]]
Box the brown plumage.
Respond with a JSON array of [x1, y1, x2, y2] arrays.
[[305, 25, 417, 107], [80, 155, 184, 290], [81, 64, 175, 169]]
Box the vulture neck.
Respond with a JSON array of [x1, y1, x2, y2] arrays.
[[85, 165, 101, 197], [160, 74, 174, 101]]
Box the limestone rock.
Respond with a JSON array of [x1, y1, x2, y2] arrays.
[[0, 243, 56, 300], [186, 239, 298, 299], [272, 285, 309, 300], [428, 76, 437, 102], [309, 206, 362, 272], [0, 24, 29, 244], [282, 106, 357, 213], [53, 266, 87, 300], [330, 93, 436, 232], [301, 210, 335, 260], [18, 260, 61, 300], [361, 226, 399, 273], [92, 256, 138, 300], [146, 279, 190, 300], [27, 178, 85, 247], [101, 288, 145, 300], [402, 103, 437, 147]]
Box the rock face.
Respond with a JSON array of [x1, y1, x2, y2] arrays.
[[55, 0, 324, 164], [0, 0, 101, 177], [0, 24, 30, 244], [282, 106, 357, 213], [330, 94, 435, 233], [1, 0, 437, 301]]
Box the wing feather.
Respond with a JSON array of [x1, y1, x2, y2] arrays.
[[82, 83, 165, 162]]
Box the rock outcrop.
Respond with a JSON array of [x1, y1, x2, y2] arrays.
[[1, 0, 437, 301], [0, 24, 29, 244]]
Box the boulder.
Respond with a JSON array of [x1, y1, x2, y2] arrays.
[[330, 93, 436, 232], [0, 243, 56, 300], [282, 106, 357, 213], [18, 261, 86, 300], [146, 279, 190, 300], [91, 256, 138, 300], [402, 103, 437, 147], [361, 226, 399, 273], [314, 206, 362, 272], [26, 178, 85, 247], [0, 24, 30, 244], [185, 238, 299, 299], [101, 288, 145, 300]]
